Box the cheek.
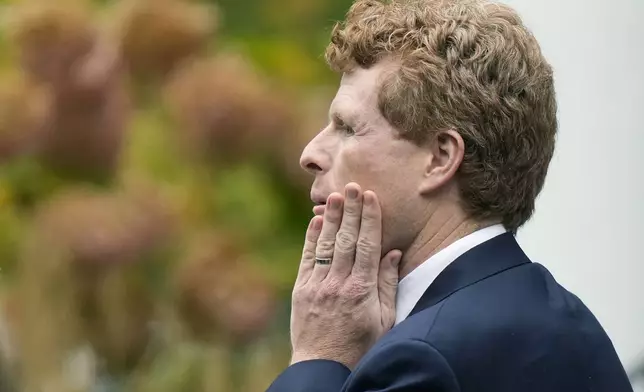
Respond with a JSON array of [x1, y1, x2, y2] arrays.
[[336, 142, 385, 189]]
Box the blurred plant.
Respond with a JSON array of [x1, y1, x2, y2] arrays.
[[163, 53, 296, 165], [112, 0, 217, 83], [274, 89, 333, 191], [9, 1, 130, 183], [0, 71, 57, 210], [0, 204, 24, 280], [10, 186, 177, 389], [174, 231, 278, 391], [7, 1, 95, 88], [0, 0, 341, 388], [175, 231, 277, 345], [0, 72, 51, 164], [0, 294, 16, 392]]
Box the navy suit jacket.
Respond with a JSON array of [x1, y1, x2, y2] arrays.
[[267, 233, 633, 391]]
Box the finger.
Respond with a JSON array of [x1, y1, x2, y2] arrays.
[[378, 250, 402, 329], [313, 205, 325, 216], [294, 216, 323, 287], [329, 183, 362, 279], [352, 191, 383, 282], [310, 193, 344, 283]]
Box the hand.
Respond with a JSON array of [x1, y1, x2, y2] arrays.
[[289, 183, 402, 370]]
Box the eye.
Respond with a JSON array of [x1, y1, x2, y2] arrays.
[[339, 124, 355, 135]]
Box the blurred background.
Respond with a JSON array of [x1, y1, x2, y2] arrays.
[[0, 0, 640, 391]]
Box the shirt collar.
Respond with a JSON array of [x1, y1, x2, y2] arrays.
[[394, 224, 507, 325]]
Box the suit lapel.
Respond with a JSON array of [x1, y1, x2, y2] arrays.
[[408, 232, 531, 318]]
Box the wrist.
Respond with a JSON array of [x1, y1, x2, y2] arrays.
[[290, 351, 322, 365], [290, 350, 356, 370]]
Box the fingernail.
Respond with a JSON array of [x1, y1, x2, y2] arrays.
[[329, 197, 341, 210], [392, 251, 402, 267], [347, 187, 358, 199], [312, 217, 323, 230], [363, 191, 374, 205]]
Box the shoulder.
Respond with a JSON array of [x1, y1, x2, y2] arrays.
[[345, 337, 461, 391], [372, 262, 631, 391], [382, 261, 562, 345], [426, 261, 609, 346]]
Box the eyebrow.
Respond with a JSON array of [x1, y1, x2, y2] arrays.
[[330, 112, 346, 126], [329, 109, 359, 127]]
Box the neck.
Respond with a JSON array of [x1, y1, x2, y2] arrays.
[[399, 204, 499, 279]]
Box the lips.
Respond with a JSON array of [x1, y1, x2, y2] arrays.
[[310, 191, 328, 216]]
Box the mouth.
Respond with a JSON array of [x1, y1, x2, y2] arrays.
[[311, 194, 328, 216]]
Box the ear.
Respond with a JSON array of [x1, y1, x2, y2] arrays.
[[418, 129, 465, 195]]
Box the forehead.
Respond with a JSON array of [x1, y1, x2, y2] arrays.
[[329, 63, 391, 123]]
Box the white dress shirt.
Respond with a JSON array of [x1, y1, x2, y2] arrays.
[[394, 224, 507, 325]]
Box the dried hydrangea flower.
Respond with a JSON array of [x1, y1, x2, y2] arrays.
[[164, 54, 296, 165], [113, 0, 217, 81], [175, 232, 277, 344]]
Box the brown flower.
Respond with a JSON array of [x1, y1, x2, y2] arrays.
[[9, 2, 130, 180], [276, 91, 334, 190], [78, 264, 156, 374], [0, 73, 52, 163], [8, 1, 95, 87], [164, 54, 296, 164], [33, 187, 175, 266], [16, 187, 177, 374], [176, 232, 277, 344], [114, 0, 217, 81], [43, 39, 130, 181]]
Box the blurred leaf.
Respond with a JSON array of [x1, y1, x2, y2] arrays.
[[127, 343, 207, 392], [0, 201, 22, 278], [122, 108, 188, 184], [0, 0, 351, 386], [0, 158, 65, 209], [214, 164, 284, 239], [233, 37, 324, 86]]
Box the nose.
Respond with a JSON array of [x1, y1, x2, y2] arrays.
[[299, 131, 331, 176]]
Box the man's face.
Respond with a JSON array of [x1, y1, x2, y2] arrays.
[[299, 62, 430, 253]]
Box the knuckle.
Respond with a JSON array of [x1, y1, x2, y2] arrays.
[[357, 236, 377, 249], [335, 231, 356, 252], [361, 206, 379, 220], [356, 246, 372, 261], [302, 245, 316, 260], [304, 237, 317, 248], [317, 280, 341, 301], [325, 208, 342, 222], [341, 281, 369, 301], [326, 278, 342, 293], [316, 238, 335, 254], [351, 275, 374, 289], [343, 203, 360, 216], [292, 287, 310, 306], [381, 272, 398, 288], [291, 293, 304, 308], [356, 236, 376, 251]]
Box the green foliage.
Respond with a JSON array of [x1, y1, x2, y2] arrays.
[[0, 203, 22, 278], [0, 0, 350, 389]]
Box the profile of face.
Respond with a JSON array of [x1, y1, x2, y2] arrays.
[[300, 61, 464, 255]]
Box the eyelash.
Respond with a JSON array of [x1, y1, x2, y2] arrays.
[[339, 124, 355, 135]]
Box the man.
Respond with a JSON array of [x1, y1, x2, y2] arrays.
[[268, 0, 633, 391]]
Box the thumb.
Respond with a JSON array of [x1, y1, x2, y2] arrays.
[[378, 250, 402, 328]]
